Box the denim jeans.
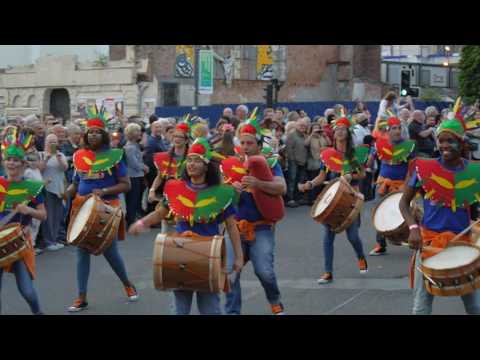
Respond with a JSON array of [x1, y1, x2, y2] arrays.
[[76, 239, 130, 296], [287, 161, 306, 201], [413, 251, 480, 315], [0, 260, 42, 315], [376, 233, 387, 248], [322, 218, 366, 273], [171, 290, 221, 315], [42, 191, 65, 247], [225, 228, 282, 315], [125, 177, 144, 227]]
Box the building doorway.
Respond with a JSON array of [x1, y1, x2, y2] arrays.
[[49, 88, 70, 124]]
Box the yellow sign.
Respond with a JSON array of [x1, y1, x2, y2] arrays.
[[175, 45, 195, 78], [256, 45, 273, 80]]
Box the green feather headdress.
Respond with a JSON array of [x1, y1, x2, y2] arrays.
[[1, 126, 35, 159]]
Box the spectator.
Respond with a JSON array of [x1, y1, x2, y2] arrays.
[[408, 110, 435, 158], [214, 124, 236, 157], [377, 91, 411, 119], [353, 101, 372, 122], [223, 107, 233, 118], [191, 122, 209, 140], [274, 108, 285, 123], [51, 124, 68, 147], [24, 150, 44, 255], [228, 116, 240, 130], [124, 123, 149, 227], [286, 118, 309, 207], [33, 121, 46, 152], [287, 111, 300, 123], [285, 121, 297, 135], [323, 110, 336, 143], [305, 122, 331, 205], [352, 113, 372, 146], [163, 125, 175, 149], [235, 104, 249, 122], [399, 108, 411, 139], [425, 106, 439, 119], [146, 114, 158, 135], [263, 108, 275, 119], [38, 134, 69, 252]]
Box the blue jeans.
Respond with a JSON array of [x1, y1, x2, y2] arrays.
[[287, 161, 306, 201], [225, 227, 282, 315], [322, 218, 366, 273], [76, 239, 130, 296], [125, 177, 143, 227], [413, 251, 480, 315], [42, 191, 65, 247], [0, 260, 42, 315], [171, 290, 221, 315]]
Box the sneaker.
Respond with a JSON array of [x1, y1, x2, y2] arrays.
[[358, 258, 368, 274], [317, 272, 333, 284], [34, 248, 44, 255], [46, 244, 60, 251], [68, 298, 89, 312], [369, 245, 387, 256], [286, 200, 299, 208], [54, 243, 65, 250], [271, 303, 285, 315], [125, 285, 139, 302], [298, 199, 310, 206]]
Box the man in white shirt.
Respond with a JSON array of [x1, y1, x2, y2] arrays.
[[352, 113, 371, 146]]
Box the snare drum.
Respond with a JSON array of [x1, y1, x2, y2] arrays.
[[0, 223, 28, 268], [67, 195, 123, 255], [421, 242, 480, 297], [372, 191, 423, 246], [153, 233, 227, 293], [310, 178, 364, 233]]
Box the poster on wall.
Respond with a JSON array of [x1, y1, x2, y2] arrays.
[[198, 50, 214, 95], [175, 45, 195, 78], [256, 45, 273, 80]]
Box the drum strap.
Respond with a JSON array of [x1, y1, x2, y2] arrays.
[[236, 219, 273, 241]]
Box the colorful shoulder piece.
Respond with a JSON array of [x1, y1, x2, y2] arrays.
[[261, 145, 279, 168], [153, 152, 185, 179], [220, 157, 247, 184], [376, 139, 415, 164], [415, 159, 480, 211], [320, 146, 369, 175], [164, 179, 236, 225], [0, 177, 44, 212], [73, 148, 124, 175]]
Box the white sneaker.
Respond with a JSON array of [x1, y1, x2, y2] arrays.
[[46, 244, 59, 251], [54, 243, 65, 250]]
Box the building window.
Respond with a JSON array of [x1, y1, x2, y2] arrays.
[[420, 69, 431, 87], [162, 83, 178, 107]]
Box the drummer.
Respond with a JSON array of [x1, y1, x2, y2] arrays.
[[148, 120, 190, 234], [399, 109, 480, 314], [0, 126, 47, 315], [299, 115, 368, 284], [65, 106, 138, 313], [129, 137, 244, 315], [369, 114, 416, 256]]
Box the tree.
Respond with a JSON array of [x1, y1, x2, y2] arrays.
[[459, 45, 480, 105]]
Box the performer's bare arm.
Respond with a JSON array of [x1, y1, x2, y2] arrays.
[[128, 204, 169, 235], [65, 182, 78, 199], [16, 203, 47, 222], [224, 216, 244, 273], [298, 170, 327, 192], [241, 176, 286, 196], [148, 173, 163, 202], [399, 185, 422, 250]]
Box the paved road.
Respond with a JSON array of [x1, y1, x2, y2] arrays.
[[0, 198, 472, 315]]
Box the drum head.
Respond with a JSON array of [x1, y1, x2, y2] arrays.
[[313, 181, 341, 218], [423, 245, 480, 270], [68, 196, 95, 243], [373, 192, 404, 232], [0, 225, 18, 238]]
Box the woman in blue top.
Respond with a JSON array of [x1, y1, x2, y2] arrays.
[[0, 126, 47, 315], [65, 107, 138, 312], [130, 137, 244, 315]]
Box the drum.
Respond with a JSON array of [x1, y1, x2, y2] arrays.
[[0, 223, 28, 268], [67, 195, 123, 255], [421, 242, 480, 296], [153, 233, 226, 293], [310, 178, 364, 233], [372, 191, 424, 246]]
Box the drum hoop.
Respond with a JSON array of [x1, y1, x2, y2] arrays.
[[153, 234, 166, 291], [371, 190, 404, 232], [209, 236, 220, 292], [310, 178, 346, 220], [0, 222, 23, 242], [68, 195, 99, 244], [422, 242, 480, 277]]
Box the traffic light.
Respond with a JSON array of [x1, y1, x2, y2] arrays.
[[264, 83, 273, 108], [400, 69, 411, 97]]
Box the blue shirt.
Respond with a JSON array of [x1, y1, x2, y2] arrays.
[[174, 182, 237, 236], [374, 140, 414, 180], [73, 160, 128, 200], [408, 158, 472, 233], [235, 163, 284, 223]]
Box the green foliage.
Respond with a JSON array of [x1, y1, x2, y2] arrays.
[[420, 87, 443, 102], [459, 45, 480, 105]]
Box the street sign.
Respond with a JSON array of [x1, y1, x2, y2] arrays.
[[198, 50, 214, 95]]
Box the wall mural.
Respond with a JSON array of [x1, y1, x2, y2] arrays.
[[175, 45, 194, 78], [256, 45, 273, 80]]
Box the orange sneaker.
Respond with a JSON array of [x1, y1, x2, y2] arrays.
[[369, 245, 387, 256], [358, 258, 368, 274], [271, 303, 285, 315], [317, 272, 333, 284], [125, 285, 139, 302], [68, 298, 88, 312]]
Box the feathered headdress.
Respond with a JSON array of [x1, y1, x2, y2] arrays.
[[188, 137, 213, 163], [437, 97, 466, 139], [332, 107, 354, 130], [239, 107, 263, 140], [1, 126, 34, 159], [86, 105, 113, 130]]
